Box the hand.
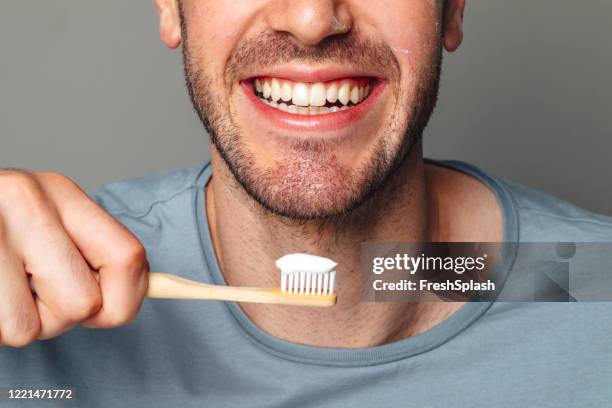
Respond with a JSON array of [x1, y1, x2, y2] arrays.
[[0, 171, 149, 347]]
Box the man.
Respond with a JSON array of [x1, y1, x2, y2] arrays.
[[0, 1, 610, 407]]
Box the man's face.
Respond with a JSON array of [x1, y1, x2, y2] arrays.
[[157, 0, 464, 219]]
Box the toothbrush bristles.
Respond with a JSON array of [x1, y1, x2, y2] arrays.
[[324, 273, 329, 294], [281, 271, 336, 295]]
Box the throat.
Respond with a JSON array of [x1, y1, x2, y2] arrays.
[[204, 151, 447, 348]]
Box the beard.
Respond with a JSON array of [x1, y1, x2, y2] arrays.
[[180, 16, 443, 221]]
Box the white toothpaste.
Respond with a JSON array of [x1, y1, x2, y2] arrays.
[[275, 253, 337, 274], [276, 253, 337, 295]]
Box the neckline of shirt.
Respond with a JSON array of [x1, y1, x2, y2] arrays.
[[193, 158, 520, 366]]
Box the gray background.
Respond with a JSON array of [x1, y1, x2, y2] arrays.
[[1, 1, 611, 213]]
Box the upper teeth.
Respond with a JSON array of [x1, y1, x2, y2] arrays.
[[254, 77, 372, 108]]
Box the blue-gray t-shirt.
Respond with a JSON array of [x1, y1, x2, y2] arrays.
[[1, 160, 611, 407]]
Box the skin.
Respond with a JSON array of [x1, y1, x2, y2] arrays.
[[0, 172, 148, 346], [157, 0, 501, 347], [0, 0, 501, 349]]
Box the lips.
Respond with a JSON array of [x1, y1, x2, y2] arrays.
[[241, 73, 385, 132]]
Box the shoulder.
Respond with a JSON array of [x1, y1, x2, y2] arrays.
[[500, 178, 612, 242], [89, 163, 210, 219], [434, 159, 612, 242]]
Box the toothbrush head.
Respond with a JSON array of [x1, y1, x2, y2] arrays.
[[276, 253, 337, 296]]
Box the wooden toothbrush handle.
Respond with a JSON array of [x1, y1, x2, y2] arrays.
[[147, 273, 336, 308]]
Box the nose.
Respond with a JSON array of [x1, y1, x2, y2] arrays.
[[264, 0, 353, 46]]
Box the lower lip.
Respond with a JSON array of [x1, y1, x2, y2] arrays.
[[240, 79, 386, 132]]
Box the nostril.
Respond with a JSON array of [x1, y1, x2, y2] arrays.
[[330, 15, 351, 34], [270, 1, 345, 47]]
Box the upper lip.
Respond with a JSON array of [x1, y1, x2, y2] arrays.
[[241, 65, 385, 83]]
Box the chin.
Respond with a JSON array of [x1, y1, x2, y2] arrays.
[[246, 158, 366, 219]]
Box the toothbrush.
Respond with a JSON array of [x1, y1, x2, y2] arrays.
[[146, 254, 337, 308]]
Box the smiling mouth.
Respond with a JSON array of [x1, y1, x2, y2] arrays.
[[252, 77, 375, 115]]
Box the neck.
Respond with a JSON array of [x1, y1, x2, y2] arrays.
[[205, 144, 475, 348]]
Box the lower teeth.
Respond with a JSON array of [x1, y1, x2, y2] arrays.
[[259, 98, 353, 115]]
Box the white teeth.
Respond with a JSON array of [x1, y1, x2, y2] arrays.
[[350, 86, 360, 104], [292, 83, 310, 107], [309, 83, 326, 107], [326, 83, 338, 103], [338, 81, 351, 105], [271, 79, 281, 102], [281, 81, 292, 102], [263, 81, 271, 99], [256, 77, 373, 113]]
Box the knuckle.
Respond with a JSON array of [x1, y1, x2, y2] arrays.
[[0, 172, 39, 202], [0, 172, 49, 220], [10, 327, 41, 348], [113, 240, 148, 274], [66, 292, 103, 322], [102, 308, 138, 328], [0, 316, 41, 348], [37, 172, 75, 189]]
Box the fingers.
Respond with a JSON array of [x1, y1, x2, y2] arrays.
[[35, 173, 149, 329], [23, 224, 102, 338], [82, 245, 149, 329], [6, 189, 103, 339], [0, 171, 149, 348], [0, 238, 41, 348]]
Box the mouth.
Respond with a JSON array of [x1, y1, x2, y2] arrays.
[[240, 72, 385, 132]]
